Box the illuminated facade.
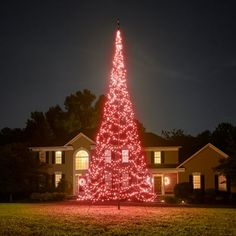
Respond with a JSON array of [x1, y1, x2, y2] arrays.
[[31, 133, 231, 197]]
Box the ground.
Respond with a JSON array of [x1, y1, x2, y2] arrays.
[[0, 203, 235, 235]]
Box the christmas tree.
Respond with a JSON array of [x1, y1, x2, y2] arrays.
[[80, 26, 154, 202]]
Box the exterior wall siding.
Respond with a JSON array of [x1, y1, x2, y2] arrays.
[[178, 147, 225, 190]]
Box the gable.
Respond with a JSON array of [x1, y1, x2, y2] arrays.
[[64, 132, 95, 150], [177, 143, 228, 169]]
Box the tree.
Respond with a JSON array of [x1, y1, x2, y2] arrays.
[[63, 89, 96, 132], [211, 122, 236, 152], [212, 123, 236, 184], [0, 143, 47, 201], [0, 127, 25, 145], [80, 29, 154, 202], [25, 111, 54, 146], [161, 129, 201, 162]]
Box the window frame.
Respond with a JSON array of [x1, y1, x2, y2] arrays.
[[75, 150, 89, 170], [193, 173, 201, 189], [55, 151, 62, 164], [122, 149, 129, 163], [218, 175, 227, 191], [122, 173, 129, 187], [154, 151, 161, 164], [55, 172, 62, 187], [104, 150, 111, 163]]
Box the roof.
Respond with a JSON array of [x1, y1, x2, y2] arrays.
[[177, 143, 228, 168], [140, 132, 173, 147], [64, 132, 95, 146], [30, 146, 73, 151]]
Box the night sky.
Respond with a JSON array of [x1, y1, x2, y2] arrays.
[[1, 0, 236, 135]]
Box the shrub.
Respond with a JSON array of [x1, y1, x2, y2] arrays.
[[30, 192, 65, 202], [191, 189, 204, 203], [161, 196, 178, 204], [174, 182, 192, 201], [204, 188, 217, 203]]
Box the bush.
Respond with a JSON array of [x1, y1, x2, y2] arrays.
[[161, 196, 178, 204], [191, 189, 204, 203], [174, 182, 192, 201], [30, 192, 65, 202], [204, 188, 217, 203]]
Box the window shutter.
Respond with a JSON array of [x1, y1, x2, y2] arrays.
[[62, 174, 65, 180], [151, 152, 154, 164], [161, 151, 165, 164], [46, 151, 49, 164], [201, 175, 205, 191], [35, 152, 39, 160], [52, 151, 55, 164], [189, 175, 193, 188], [226, 176, 231, 193], [62, 151, 65, 164], [214, 175, 219, 192], [52, 174, 55, 188]]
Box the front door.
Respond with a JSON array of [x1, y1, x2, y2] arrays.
[[154, 176, 163, 195]]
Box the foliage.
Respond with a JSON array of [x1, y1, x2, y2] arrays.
[[174, 182, 192, 200], [25, 111, 54, 146], [56, 178, 69, 193], [0, 143, 47, 201], [161, 195, 178, 204], [30, 192, 65, 201]]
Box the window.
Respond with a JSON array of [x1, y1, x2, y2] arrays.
[[122, 149, 129, 163], [55, 151, 62, 164], [193, 173, 201, 189], [218, 175, 227, 191], [154, 151, 161, 164], [76, 150, 89, 170], [39, 151, 46, 162], [105, 172, 112, 187], [104, 150, 111, 163], [122, 173, 129, 187], [55, 172, 62, 187]]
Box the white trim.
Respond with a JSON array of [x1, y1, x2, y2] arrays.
[[177, 143, 228, 168], [149, 168, 185, 174], [30, 146, 73, 151], [64, 132, 95, 146], [144, 146, 181, 151], [73, 147, 90, 195]]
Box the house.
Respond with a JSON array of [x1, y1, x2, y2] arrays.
[[31, 132, 232, 197]]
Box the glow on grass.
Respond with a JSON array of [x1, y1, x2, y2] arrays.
[[78, 29, 155, 202]]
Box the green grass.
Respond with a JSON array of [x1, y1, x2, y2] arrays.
[[0, 203, 235, 235]]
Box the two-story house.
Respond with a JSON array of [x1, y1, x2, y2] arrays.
[[31, 132, 232, 197]]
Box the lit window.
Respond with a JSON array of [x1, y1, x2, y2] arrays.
[[122, 173, 129, 187], [154, 151, 161, 164], [193, 174, 201, 189], [122, 150, 129, 163], [55, 151, 62, 164], [55, 173, 62, 187], [104, 150, 111, 163], [105, 172, 112, 187], [76, 150, 89, 170], [218, 175, 227, 191], [39, 151, 46, 162]]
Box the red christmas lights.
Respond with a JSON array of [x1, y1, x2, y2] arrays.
[[79, 29, 155, 202]]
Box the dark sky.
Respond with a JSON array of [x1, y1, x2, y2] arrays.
[[1, 0, 236, 135]]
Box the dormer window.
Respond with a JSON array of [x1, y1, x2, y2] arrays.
[[122, 149, 129, 163], [104, 150, 111, 163]]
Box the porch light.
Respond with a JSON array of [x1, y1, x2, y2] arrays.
[[164, 176, 170, 185]]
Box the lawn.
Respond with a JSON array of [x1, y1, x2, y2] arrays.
[[0, 203, 235, 236]]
